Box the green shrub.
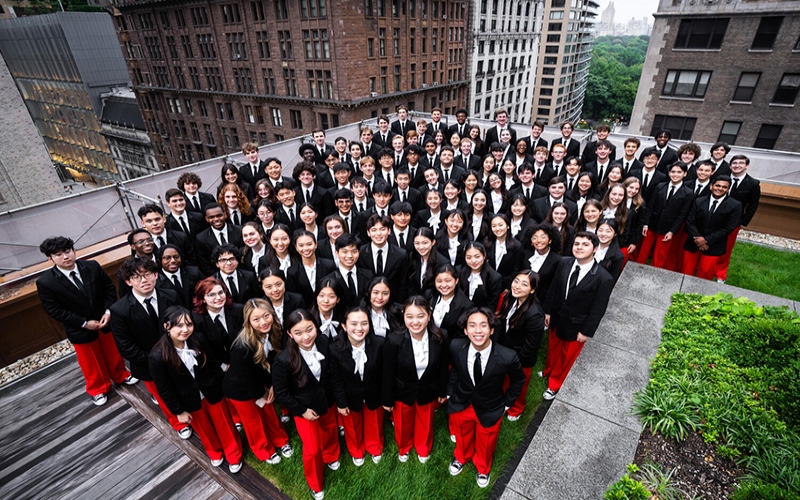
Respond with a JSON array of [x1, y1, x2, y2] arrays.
[[604, 465, 650, 500], [631, 385, 699, 441], [731, 481, 800, 500]]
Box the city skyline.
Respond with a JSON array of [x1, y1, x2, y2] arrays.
[[600, 0, 657, 24]]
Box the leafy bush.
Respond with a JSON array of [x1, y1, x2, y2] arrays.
[[605, 464, 690, 500], [604, 465, 650, 500], [731, 481, 800, 500]]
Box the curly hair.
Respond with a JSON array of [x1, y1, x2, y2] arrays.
[[218, 183, 252, 218]]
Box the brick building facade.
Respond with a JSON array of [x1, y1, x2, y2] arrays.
[[109, 0, 470, 170], [630, 0, 800, 152]]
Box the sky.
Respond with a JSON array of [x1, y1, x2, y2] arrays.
[[601, 0, 661, 24]]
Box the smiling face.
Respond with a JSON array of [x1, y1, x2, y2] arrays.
[[464, 174, 478, 191], [472, 192, 487, 212], [141, 211, 165, 235], [161, 247, 182, 273], [216, 251, 238, 274], [597, 223, 616, 245], [223, 190, 239, 209], [294, 234, 317, 260], [166, 314, 194, 346], [491, 217, 508, 240], [257, 205, 275, 225], [203, 284, 227, 313], [288, 318, 317, 351], [668, 165, 686, 184], [337, 244, 359, 269], [582, 204, 601, 224], [696, 163, 713, 182], [434, 271, 457, 298], [270, 230, 290, 256], [711, 179, 731, 197], [445, 213, 464, 235], [531, 229, 551, 252], [729, 158, 748, 176], [511, 273, 533, 300], [344, 310, 370, 347], [368, 222, 390, 246], [549, 182, 566, 199], [166, 194, 186, 214], [245, 150, 259, 164], [444, 183, 459, 201], [681, 149, 697, 164], [370, 282, 391, 310], [572, 236, 597, 262], [325, 220, 344, 241], [625, 182, 640, 199], [224, 170, 238, 184], [560, 123, 573, 138], [414, 234, 434, 258], [551, 206, 568, 226], [608, 186, 625, 207], [299, 206, 317, 226], [426, 190, 441, 211], [510, 199, 526, 218], [206, 207, 226, 230], [266, 161, 282, 180], [248, 306, 274, 335], [464, 311, 493, 350], [495, 112, 508, 127], [316, 286, 339, 314], [464, 247, 485, 271], [578, 176, 593, 193], [261, 275, 285, 302], [404, 304, 430, 337]]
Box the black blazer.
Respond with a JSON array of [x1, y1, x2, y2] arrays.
[[454, 154, 481, 172], [373, 130, 396, 150], [446, 338, 525, 428], [543, 259, 614, 341], [498, 299, 545, 367], [165, 210, 206, 236], [240, 159, 268, 193], [438, 165, 466, 186], [382, 329, 449, 407], [195, 224, 244, 276], [223, 337, 275, 401], [273, 335, 334, 416], [157, 266, 203, 308], [550, 137, 580, 159], [523, 136, 549, 152], [269, 291, 306, 330], [423, 288, 473, 342], [405, 163, 427, 190], [458, 266, 503, 310], [597, 240, 625, 284], [611, 158, 643, 178], [425, 121, 447, 139], [509, 184, 548, 207], [629, 168, 667, 206], [408, 250, 450, 296], [312, 144, 336, 165], [328, 335, 385, 411], [448, 122, 471, 142], [531, 197, 578, 224], [357, 243, 408, 302], [582, 161, 615, 186], [388, 226, 417, 255], [110, 289, 181, 380], [413, 208, 444, 234], [184, 191, 217, 214], [620, 203, 646, 248], [286, 258, 337, 308], [522, 249, 562, 302], [214, 269, 260, 304], [729, 174, 760, 227], [485, 239, 523, 290], [685, 180, 712, 199], [684, 196, 742, 256], [149, 337, 226, 415], [153, 229, 197, 267], [321, 267, 374, 310], [643, 183, 694, 235], [639, 146, 678, 174], [582, 141, 617, 165], [274, 205, 304, 233], [192, 304, 244, 365], [484, 125, 517, 147], [37, 260, 117, 345], [392, 120, 415, 138], [531, 164, 555, 187]]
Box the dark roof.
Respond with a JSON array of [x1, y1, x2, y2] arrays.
[[100, 97, 145, 130]]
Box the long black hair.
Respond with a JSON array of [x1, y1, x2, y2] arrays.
[[159, 305, 206, 372], [283, 308, 318, 387], [498, 270, 540, 330]]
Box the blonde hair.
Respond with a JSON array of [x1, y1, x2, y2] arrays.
[[236, 298, 283, 370]]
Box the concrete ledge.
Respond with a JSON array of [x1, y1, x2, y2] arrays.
[[680, 275, 796, 309], [610, 263, 684, 310], [592, 298, 665, 358]]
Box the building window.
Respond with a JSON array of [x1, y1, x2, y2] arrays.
[[307, 70, 333, 99], [393, 29, 400, 56], [274, 0, 288, 19], [283, 68, 297, 96], [279, 31, 293, 60], [650, 115, 696, 140], [674, 18, 729, 49], [190, 7, 210, 26], [301, 0, 327, 18], [174, 9, 186, 28], [256, 32, 271, 59], [303, 30, 330, 60], [717, 121, 741, 144], [204, 124, 214, 145], [227, 33, 247, 60], [144, 37, 163, 60], [181, 36, 194, 59], [263, 68, 276, 94], [251, 1, 266, 21], [661, 70, 711, 98], [271, 108, 283, 127], [410, 29, 416, 54], [732, 72, 760, 102], [368, 39, 374, 58], [221, 3, 242, 24], [197, 34, 217, 60], [751, 16, 783, 50], [166, 37, 179, 60], [753, 124, 782, 149], [233, 68, 253, 93], [379, 29, 386, 56], [204, 67, 223, 91], [772, 73, 800, 105], [394, 65, 401, 91], [290, 110, 303, 129]]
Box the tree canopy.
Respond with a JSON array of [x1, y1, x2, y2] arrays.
[[583, 35, 649, 123]]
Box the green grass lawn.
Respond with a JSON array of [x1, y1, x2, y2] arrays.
[[726, 241, 800, 301], [246, 351, 548, 500]]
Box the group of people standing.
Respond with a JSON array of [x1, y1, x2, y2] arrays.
[[35, 109, 758, 499]]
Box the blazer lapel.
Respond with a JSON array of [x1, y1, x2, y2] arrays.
[[481, 344, 500, 383]]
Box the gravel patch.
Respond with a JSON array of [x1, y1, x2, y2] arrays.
[[739, 230, 800, 252], [0, 339, 74, 387]]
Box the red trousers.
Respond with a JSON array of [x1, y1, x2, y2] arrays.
[[504, 367, 533, 418], [228, 398, 289, 461], [715, 226, 741, 281], [341, 404, 384, 459], [191, 398, 243, 464], [543, 328, 585, 392], [650, 233, 675, 269], [681, 250, 719, 280], [393, 400, 436, 457], [144, 380, 185, 432], [451, 405, 502, 475], [634, 230, 656, 264], [294, 409, 340, 494], [72, 330, 129, 396], [665, 227, 687, 272]]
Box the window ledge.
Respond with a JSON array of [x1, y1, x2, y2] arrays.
[[748, 48, 774, 53], [672, 48, 722, 52], [729, 101, 752, 105], [769, 103, 795, 108], [659, 96, 705, 102]]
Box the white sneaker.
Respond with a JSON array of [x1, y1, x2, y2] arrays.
[[477, 473, 491, 488], [418, 454, 430, 464], [229, 462, 243, 473], [91, 393, 107, 406], [280, 444, 294, 458], [398, 453, 409, 463], [507, 414, 521, 422], [326, 460, 340, 471], [265, 453, 281, 465], [537, 371, 544, 378], [211, 458, 224, 467], [122, 375, 139, 385], [353, 456, 365, 467], [312, 489, 324, 500], [280, 414, 290, 423], [543, 388, 558, 401], [371, 454, 382, 464], [450, 434, 456, 443], [177, 427, 193, 440], [449, 459, 464, 476]]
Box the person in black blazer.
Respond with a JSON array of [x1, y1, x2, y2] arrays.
[[191, 277, 244, 366], [165, 188, 207, 236], [581, 139, 615, 186], [241, 142, 268, 193], [293, 162, 328, 219], [595, 220, 626, 284], [223, 298, 292, 464], [684, 161, 714, 199], [157, 245, 203, 308], [407, 227, 448, 296], [542, 232, 614, 399], [138, 204, 198, 267], [273, 309, 341, 498], [496, 270, 545, 420], [483, 214, 524, 290], [425, 108, 447, 139], [483, 109, 517, 147], [531, 177, 578, 224], [211, 245, 260, 305], [196, 203, 244, 276], [423, 263, 473, 341], [636, 162, 694, 268], [382, 296, 449, 462], [446, 307, 525, 486], [521, 120, 549, 153], [391, 106, 415, 137], [550, 121, 581, 159], [37, 236, 134, 405], [310, 129, 336, 165], [716, 155, 760, 282], [287, 231, 337, 308], [682, 176, 742, 280], [459, 242, 503, 310], [321, 233, 374, 310], [373, 115, 397, 149], [522, 223, 563, 304], [110, 258, 186, 433], [328, 307, 386, 465], [629, 149, 667, 206], [639, 129, 678, 174], [581, 124, 617, 165], [455, 139, 482, 171], [401, 149, 427, 191], [392, 174, 423, 213], [357, 214, 409, 302], [258, 266, 305, 331], [447, 108, 470, 141], [178, 172, 216, 215], [150, 306, 244, 471]]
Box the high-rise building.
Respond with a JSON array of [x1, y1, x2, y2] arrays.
[[466, 0, 543, 124], [108, 0, 470, 170], [100, 87, 159, 180], [629, 0, 800, 151], [596, 1, 614, 36], [531, 0, 599, 126], [0, 12, 135, 184]]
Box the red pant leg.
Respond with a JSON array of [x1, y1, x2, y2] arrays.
[[413, 401, 436, 458], [393, 400, 416, 455], [260, 401, 290, 448], [97, 329, 130, 384], [681, 250, 701, 277], [363, 405, 385, 456], [543, 328, 559, 377], [665, 227, 687, 272], [73, 340, 112, 396], [341, 407, 365, 459], [294, 416, 325, 494], [651, 234, 672, 269], [546, 335, 585, 392], [228, 399, 276, 461], [144, 380, 185, 431], [206, 399, 243, 464], [451, 406, 476, 466], [317, 408, 341, 464], [715, 226, 741, 281], [472, 407, 503, 475], [506, 367, 532, 417], [634, 231, 656, 264], [697, 254, 720, 280], [226, 399, 241, 425], [190, 401, 224, 461]]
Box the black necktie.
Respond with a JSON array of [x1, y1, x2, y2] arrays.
[[598, 165, 605, 183], [376, 249, 384, 275], [70, 271, 87, 296], [289, 208, 295, 225], [214, 315, 227, 336], [364, 144, 370, 155], [252, 165, 258, 177], [399, 232, 406, 248], [191, 195, 200, 211], [643, 173, 650, 188], [696, 184, 703, 195], [410, 167, 416, 179], [358, 202, 364, 212], [219, 231, 227, 245], [347, 270, 356, 294], [711, 200, 718, 213], [625, 161, 630, 172], [171, 274, 183, 295], [473, 352, 482, 385], [306, 189, 312, 204], [227, 276, 239, 301], [157, 235, 165, 248], [233, 211, 240, 226], [343, 216, 350, 233], [178, 216, 190, 234], [568, 264, 580, 295], [396, 155, 402, 166], [568, 178, 574, 191], [401, 191, 407, 203], [444, 169, 450, 182], [382, 134, 387, 144], [144, 297, 158, 327], [525, 187, 531, 199], [667, 185, 675, 201], [429, 156, 435, 165], [536, 168, 542, 180], [732, 178, 740, 190]]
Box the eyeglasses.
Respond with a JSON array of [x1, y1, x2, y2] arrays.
[[133, 237, 154, 245], [128, 272, 156, 282], [217, 257, 237, 264], [205, 291, 227, 298]]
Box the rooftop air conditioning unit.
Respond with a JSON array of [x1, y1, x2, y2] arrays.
[[422, 83, 428, 88], [370, 92, 378, 97], [433, 81, 438, 85]]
